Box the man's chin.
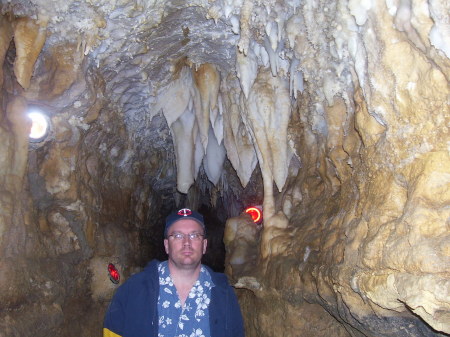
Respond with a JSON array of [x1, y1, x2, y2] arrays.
[[177, 257, 201, 268]]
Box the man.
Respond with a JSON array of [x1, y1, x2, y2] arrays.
[[103, 208, 245, 337]]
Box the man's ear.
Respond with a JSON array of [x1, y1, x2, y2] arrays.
[[164, 239, 169, 254], [202, 238, 207, 254]]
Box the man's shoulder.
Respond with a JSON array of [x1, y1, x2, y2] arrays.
[[203, 264, 230, 287]]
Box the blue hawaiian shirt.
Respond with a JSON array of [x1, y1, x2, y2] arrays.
[[157, 261, 214, 337]]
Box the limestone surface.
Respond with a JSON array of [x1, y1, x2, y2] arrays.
[[0, 0, 448, 336]]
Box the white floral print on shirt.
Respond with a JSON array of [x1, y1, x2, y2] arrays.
[[157, 261, 214, 337]]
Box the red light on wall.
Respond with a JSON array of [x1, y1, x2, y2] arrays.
[[245, 206, 262, 224], [108, 263, 120, 284]]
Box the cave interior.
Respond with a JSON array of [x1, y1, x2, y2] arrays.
[[0, 0, 449, 336]]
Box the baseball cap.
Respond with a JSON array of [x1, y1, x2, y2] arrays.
[[165, 208, 205, 236]]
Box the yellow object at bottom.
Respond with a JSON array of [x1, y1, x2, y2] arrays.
[[103, 328, 122, 337]]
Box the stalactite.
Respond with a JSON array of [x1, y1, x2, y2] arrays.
[[13, 16, 47, 89], [5, 96, 30, 192], [193, 63, 220, 152], [0, 15, 13, 91]]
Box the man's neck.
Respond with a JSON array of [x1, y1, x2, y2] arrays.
[[168, 262, 202, 305], [168, 261, 201, 284]]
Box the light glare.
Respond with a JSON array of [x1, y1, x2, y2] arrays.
[[28, 111, 49, 140]]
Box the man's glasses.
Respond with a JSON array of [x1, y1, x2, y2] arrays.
[[167, 232, 204, 241]]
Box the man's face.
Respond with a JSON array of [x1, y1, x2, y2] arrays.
[[164, 219, 207, 271]]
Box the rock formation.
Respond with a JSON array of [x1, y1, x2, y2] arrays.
[[0, 0, 448, 336]]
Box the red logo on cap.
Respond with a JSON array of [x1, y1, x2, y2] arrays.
[[178, 208, 192, 216]]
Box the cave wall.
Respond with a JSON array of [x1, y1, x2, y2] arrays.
[[227, 2, 450, 336], [223, 1, 450, 336], [0, 1, 449, 337], [0, 16, 174, 336]]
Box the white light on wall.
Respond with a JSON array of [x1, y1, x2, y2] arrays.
[[27, 110, 49, 141]]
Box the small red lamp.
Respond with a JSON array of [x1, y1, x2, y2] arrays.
[[108, 263, 120, 284], [244, 206, 263, 224]]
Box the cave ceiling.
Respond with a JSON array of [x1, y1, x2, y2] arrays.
[[1, 0, 449, 336], [2, 0, 252, 206], [2, 0, 449, 223]]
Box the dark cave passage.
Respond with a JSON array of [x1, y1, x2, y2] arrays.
[[0, 1, 449, 337]]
